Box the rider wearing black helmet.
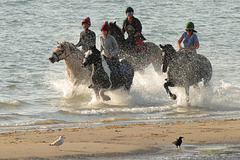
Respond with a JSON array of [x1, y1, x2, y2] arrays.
[[122, 7, 146, 54]]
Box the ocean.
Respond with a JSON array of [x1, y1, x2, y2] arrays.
[[1, 0, 240, 159]]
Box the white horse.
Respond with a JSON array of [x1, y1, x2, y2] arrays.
[[49, 41, 91, 88]]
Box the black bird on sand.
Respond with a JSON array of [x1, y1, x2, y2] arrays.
[[173, 136, 184, 150]]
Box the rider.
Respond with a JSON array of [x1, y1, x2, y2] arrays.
[[177, 22, 199, 54], [122, 7, 146, 54], [75, 17, 96, 54], [100, 21, 124, 85]]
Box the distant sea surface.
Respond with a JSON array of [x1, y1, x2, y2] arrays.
[[1, 0, 240, 134]]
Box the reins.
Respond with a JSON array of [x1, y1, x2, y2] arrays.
[[53, 45, 82, 62]]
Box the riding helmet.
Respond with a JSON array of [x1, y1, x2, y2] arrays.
[[185, 22, 197, 32], [82, 17, 91, 26], [126, 7, 134, 14]]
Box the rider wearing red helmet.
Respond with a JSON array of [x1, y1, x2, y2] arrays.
[[122, 7, 146, 53], [75, 17, 96, 53], [100, 21, 124, 83], [100, 21, 118, 58]]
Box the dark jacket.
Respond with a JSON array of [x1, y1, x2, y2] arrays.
[[76, 29, 96, 52], [122, 16, 146, 40]]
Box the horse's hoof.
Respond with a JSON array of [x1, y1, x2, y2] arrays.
[[171, 94, 177, 100], [101, 95, 111, 101]]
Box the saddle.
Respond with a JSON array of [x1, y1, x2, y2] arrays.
[[135, 36, 146, 53], [179, 49, 197, 55], [126, 35, 148, 56], [129, 42, 148, 57]]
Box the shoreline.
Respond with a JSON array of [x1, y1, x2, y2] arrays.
[[1, 118, 240, 159]]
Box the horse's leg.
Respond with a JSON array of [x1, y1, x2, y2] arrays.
[[152, 61, 162, 74], [88, 88, 100, 104], [164, 82, 177, 100], [65, 68, 78, 97], [203, 78, 211, 88], [185, 86, 190, 104], [70, 78, 80, 97], [193, 84, 200, 92], [99, 88, 111, 101], [151, 50, 162, 74], [134, 55, 145, 74], [123, 79, 131, 92], [123, 73, 134, 92], [93, 88, 100, 98], [120, 59, 134, 92], [146, 42, 162, 74]]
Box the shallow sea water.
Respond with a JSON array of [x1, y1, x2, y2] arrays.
[[1, 0, 240, 159]]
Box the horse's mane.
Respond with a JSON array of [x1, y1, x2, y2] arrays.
[[166, 44, 177, 53], [109, 22, 122, 34], [58, 41, 77, 52], [163, 44, 201, 63], [109, 22, 126, 45]]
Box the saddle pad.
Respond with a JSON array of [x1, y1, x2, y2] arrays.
[[102, 57, 111, 79]]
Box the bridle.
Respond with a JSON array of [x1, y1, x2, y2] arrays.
[[52, 48, 77, 62]]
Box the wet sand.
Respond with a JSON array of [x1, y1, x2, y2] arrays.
[[1, 118, 240, 159]]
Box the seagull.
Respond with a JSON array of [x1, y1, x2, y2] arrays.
[[172, 136, 184, 150], [49, 135, 65, 150]]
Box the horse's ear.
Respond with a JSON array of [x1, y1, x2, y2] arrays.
[[91, 45, 100, 54], [60, 43, 64, 49], [114, 21, 116, 25], [159, 44, 163, 48], [56, 41, 59, 45]]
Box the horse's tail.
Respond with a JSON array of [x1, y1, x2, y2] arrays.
[[199, 55, 212, 86], [204, 61, 212, 86], [120, 59, 134, 91]]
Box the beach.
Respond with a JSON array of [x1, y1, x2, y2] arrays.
[[1, 118, 240, 159], [1, 0, 240, 159]]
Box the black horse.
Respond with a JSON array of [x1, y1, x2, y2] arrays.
[[82, 46, 134, 101], [109, 22, 162, 73], [160, 44, 212, 103]]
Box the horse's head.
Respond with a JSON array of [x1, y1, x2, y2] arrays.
[[82, 46, 101, 67], [109, 21, 125, 43], [159, 44, 176, 72], [49, 41, 76, 63]]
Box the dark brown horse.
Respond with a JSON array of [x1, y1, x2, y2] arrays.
[[160, 44, 212, 103], [109, 22, 162, 73]]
